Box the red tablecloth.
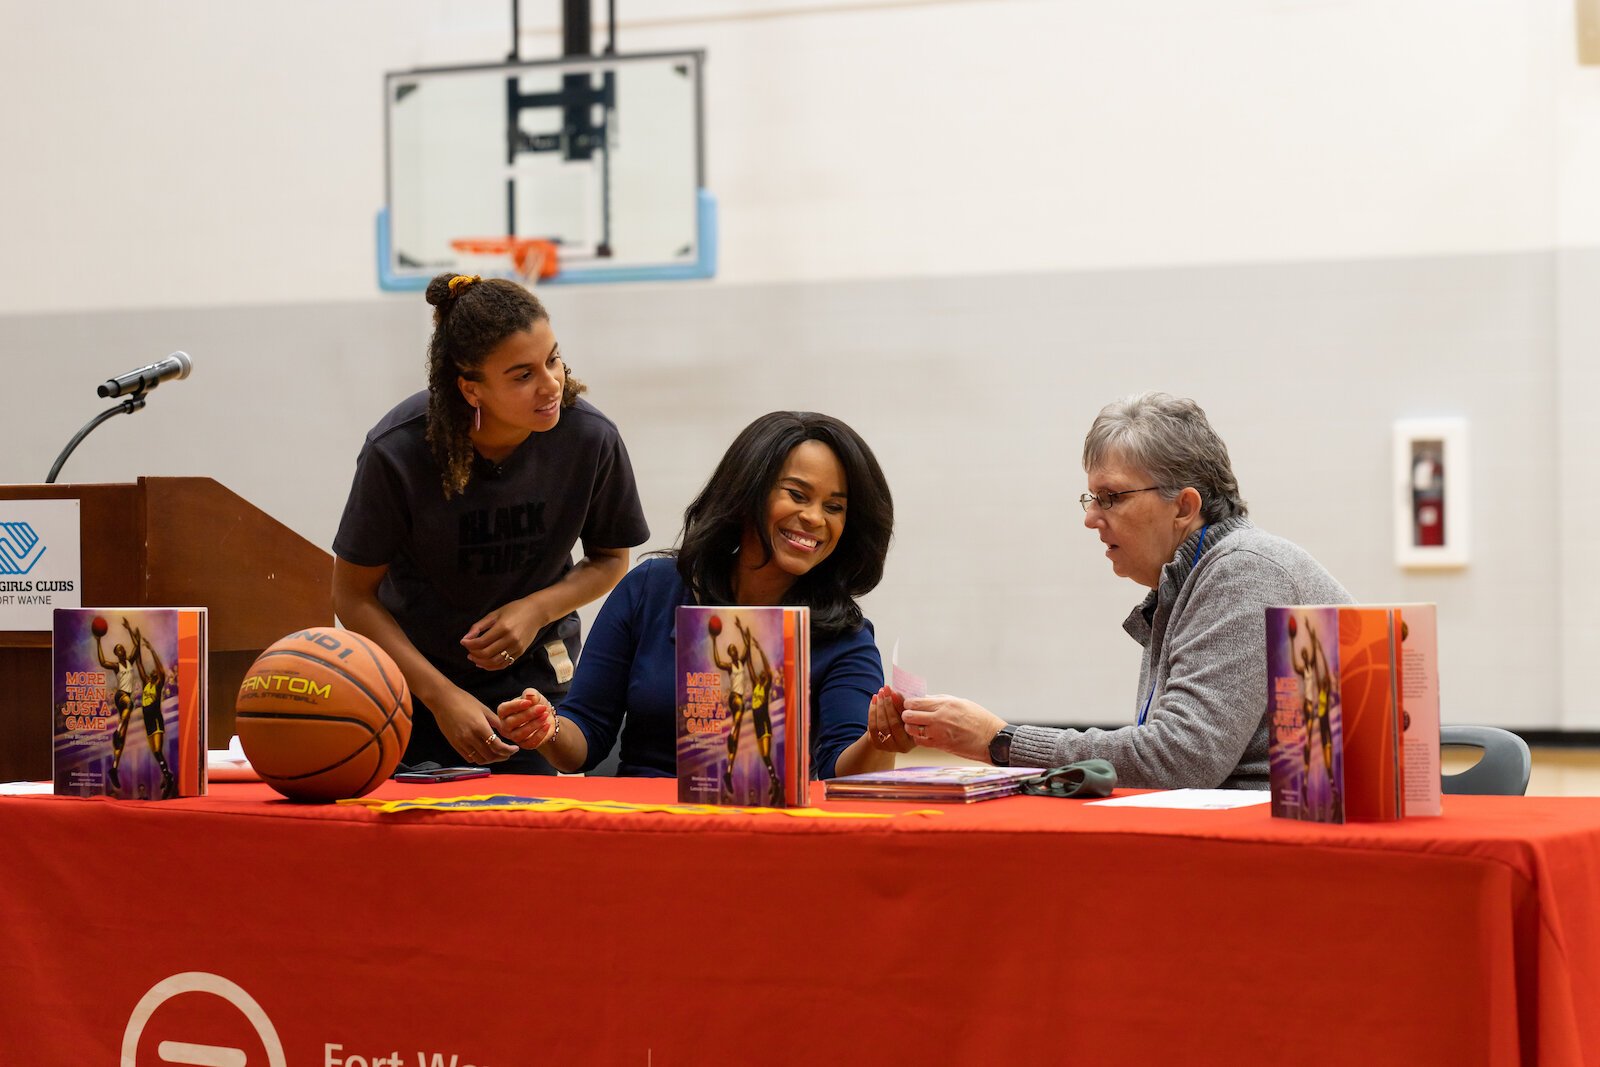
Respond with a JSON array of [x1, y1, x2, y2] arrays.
[[3, 778, 1597, 1066]]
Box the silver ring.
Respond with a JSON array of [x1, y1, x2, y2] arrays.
[[876, 731, 891, 744], [499, 650, 514, 664], [917, 726, 928, 739]]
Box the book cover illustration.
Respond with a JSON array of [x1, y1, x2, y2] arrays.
[[675, 605, 807, 807], [1268, 606, 1345, 823], [52, 608, 207, 799], [825, 765, 1043, 803], [1268, 605, 1405, 824]]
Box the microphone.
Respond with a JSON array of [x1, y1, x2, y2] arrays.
[[97, 352, 193, 398]]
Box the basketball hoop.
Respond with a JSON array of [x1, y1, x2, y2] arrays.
[[450, 237, 561, 286]]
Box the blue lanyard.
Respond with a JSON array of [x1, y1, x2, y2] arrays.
[[1190, 523, 1210, 568], [1138, 523, 1210, 727]]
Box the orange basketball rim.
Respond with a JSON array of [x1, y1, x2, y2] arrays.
[[449, 237, 561, 283]]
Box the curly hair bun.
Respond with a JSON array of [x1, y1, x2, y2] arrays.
[[425, 272, 481, 308]]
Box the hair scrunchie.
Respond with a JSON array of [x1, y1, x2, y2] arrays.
[[447, 274, 482, 293]]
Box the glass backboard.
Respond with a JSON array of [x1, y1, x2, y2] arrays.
[[379, 50, 714, 288]]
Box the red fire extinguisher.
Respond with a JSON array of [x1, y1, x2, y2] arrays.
[[1412, 449, 1444, 547]]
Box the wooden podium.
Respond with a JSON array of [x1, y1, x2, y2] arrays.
[[0, 478, 333, 783]]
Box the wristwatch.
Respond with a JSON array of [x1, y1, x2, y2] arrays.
[[988, 725, 1018, 767]]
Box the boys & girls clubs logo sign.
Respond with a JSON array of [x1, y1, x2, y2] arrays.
[[0, 499, 81, 629]]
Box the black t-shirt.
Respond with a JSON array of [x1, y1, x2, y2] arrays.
[[333, 391, 650, 683]]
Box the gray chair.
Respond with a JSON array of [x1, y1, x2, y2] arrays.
[[1440, 725, 1532, 796]]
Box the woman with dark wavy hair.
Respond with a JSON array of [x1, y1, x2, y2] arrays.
[[332, 274, 649, 774], [497, 411, 903, 781]]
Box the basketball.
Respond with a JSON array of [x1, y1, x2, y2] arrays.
[[91, 615, 108, 637], [235, 627, 412, 802], [708, 615, 722, 636]]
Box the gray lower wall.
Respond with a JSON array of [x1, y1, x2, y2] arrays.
[[3, 248, 1593, 730]]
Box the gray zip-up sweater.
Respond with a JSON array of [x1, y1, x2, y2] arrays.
[[1008, 517, 1352, 789]]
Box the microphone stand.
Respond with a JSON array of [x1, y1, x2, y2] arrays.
[[45, 392, 149, 484]]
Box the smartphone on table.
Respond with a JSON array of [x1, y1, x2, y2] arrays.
[[392, 766, 492, 783]]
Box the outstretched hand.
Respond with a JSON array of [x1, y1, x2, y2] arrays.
[[899, 695, 1007, 763], [867, 686, 917, 753], [498, 688, 559, 750]]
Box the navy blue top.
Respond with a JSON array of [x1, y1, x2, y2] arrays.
[[560, 558, 882, 780]]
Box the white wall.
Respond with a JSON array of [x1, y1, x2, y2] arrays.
[[2, 0, 1598, 732], [3, 0, 1597, 312]]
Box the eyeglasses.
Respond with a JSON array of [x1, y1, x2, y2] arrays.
[[1078, 487, 1161, 512]]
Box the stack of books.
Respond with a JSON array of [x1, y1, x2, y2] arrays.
[[825, 765, 1043, 803]]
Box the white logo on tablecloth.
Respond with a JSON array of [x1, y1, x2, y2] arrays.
[[121, 971, 286, 1067]]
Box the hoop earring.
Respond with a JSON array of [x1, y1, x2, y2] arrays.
[[472, 405, 481, 431]]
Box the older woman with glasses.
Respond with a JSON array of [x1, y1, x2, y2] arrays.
[[883, 392, 1353, 789]]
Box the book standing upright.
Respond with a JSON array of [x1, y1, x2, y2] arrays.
[[1266, 603, 1440, 823], [675, 605, 810, 807], [52, 607, 208, 799], [1267, 604, 1395, 825]]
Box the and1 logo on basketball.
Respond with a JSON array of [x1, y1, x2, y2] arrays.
[[238, 631, 352, 703], [285, 629, 359, 660]]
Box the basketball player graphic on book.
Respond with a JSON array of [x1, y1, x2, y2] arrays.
[[735, 618, 784, 806], [93, 617, 139, 739], [709, 614, 783, 805], [98, 617, 178, 798], [1290, 617, 1341, 822]]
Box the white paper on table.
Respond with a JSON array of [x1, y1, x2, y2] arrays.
[[1088, 789, 1273, 810], [890, 639, 927, 698], [207, 735, 262, 782], [0, 781, 54, 796]]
